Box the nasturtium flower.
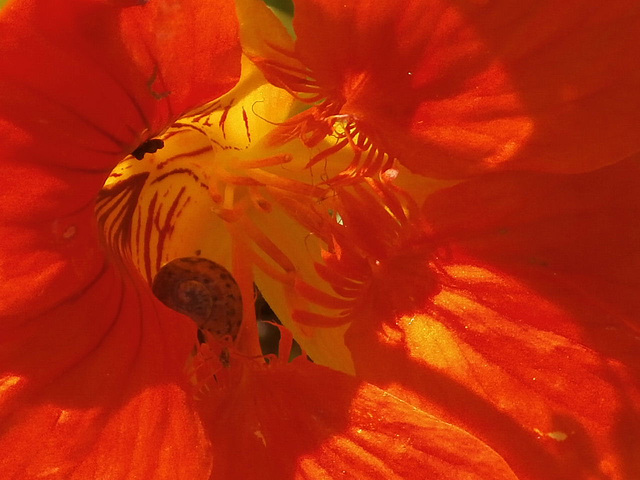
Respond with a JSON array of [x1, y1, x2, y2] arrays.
[[1, 1, 639, 480], [0, 1, 516, 479]]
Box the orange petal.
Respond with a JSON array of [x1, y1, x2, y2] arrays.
[[422, 156, 640, 352], [346, 275, 640, 480], [0, 269, 211, 479], [292, 0, 640, 177], [0, 0, 240, 173], [0, 1, 241, 476], [199, 357, 518, 480], [0, 0, 240, 322], [345, 159, 640, 479]]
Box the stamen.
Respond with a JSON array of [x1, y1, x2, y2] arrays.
[[249, 190, 272, 213], [279, 173, 440, 328], [313, 263, 367, 290], [259, 54, 314, 77], [295, 278, 354, 309], [250, 51, 401, 182], [291, 310, 352, 328], [247, 169, 325, 197], [222, 184, 236, 212], [243, 247, 292, 285], [236, 154, 292, 169], [367, 178, 408, 224], [306, 139, 349, 169], [230, 217, 296, 275]]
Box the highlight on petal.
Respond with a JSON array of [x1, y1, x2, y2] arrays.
[[280, 0, 640, 178], [195, 351, 518, 480], [421, 156, 640, 363], [340, 159, 640, 480], [348, 280, 640, 480]]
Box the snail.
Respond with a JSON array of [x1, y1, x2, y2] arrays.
[[152, 257, 242, 341]]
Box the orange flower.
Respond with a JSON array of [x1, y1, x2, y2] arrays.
[[0, 1, 238, 477], [1, 0, 639, 479], [0, 1, 520, 479]]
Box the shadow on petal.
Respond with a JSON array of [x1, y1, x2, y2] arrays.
[[197, 354, 518, 480]]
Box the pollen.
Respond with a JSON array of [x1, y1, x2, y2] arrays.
[[56, 409, 72, 425], [328, 114, 355, 137]]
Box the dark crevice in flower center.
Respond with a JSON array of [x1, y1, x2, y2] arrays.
[[131, 138, 165, 160]]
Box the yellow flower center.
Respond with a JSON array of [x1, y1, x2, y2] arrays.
[[96, 54, 448, 378]]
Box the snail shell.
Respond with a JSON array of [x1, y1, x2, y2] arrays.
[[152, 257, 242, 341]]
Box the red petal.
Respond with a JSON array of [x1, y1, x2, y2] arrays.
[[345, 159, 640, 479], [200, 358, 518, 480], [293, 0, 640, 177]]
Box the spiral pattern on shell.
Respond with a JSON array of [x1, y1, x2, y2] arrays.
[[152, 257, 243, 341]]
